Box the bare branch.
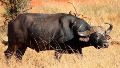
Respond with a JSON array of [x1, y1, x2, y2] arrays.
[[68, 2, 78, 16]]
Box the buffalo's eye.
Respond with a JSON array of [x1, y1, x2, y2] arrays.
[[95, 34, 99, 37], [96, 35, 98, 37]]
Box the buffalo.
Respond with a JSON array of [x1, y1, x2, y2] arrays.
[[3, 13, 113, 61]]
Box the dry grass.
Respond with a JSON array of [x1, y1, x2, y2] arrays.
[[0, 0, 120, 68]]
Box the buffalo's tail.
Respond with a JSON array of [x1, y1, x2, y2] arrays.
[[1, 40, 8, 46]]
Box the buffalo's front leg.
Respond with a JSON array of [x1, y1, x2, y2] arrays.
[[76, 48, 83, 59], [78, 47, 83, 55], [54, 50, 62, 61]]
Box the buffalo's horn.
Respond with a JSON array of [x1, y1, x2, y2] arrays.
[[78, 30, 91, 36], [105, 23, 113, 34], [77, 24, 91, 36], [78, 25, 95, 36]]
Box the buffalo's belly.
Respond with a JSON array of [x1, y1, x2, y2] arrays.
[[27, 37, 55, 52], [27, 38, 78, 52]]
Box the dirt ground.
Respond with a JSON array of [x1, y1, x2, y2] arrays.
[[0, 0, 120, 68]]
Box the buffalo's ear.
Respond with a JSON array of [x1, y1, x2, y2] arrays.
[[58, 29, 74, 43], [58, 18, 74, 43]]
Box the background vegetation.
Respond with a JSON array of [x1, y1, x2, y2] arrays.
[[0, 0, 120, 68]]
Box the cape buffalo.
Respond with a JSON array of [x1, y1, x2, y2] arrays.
[[3, 13, 113, 61]]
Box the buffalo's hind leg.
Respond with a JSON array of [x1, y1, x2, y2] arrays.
[[4, 42, 15, 64], [15, 44, 27, 62]]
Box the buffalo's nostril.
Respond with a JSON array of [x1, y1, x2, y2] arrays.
[[103, 43, 109, 48], [97, 46, 101, 49]]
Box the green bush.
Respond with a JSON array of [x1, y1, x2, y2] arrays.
[[0, 0, 31, 24]]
